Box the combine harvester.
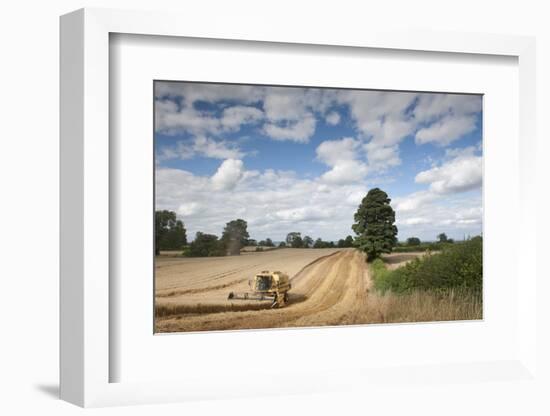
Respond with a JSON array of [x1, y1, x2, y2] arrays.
[[228, 271, 291, 308]]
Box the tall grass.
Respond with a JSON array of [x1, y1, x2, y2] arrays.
[[367, 237, 483, 322], [360, 289, 482, 323]]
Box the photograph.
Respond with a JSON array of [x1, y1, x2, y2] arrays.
[[153, 81, 483, 333]]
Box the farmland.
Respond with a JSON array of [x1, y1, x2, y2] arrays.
[[155, 247, 481, 333]]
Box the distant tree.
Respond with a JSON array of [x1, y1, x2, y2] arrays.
[[344, 235, 354, 247], [328, 241, 335, 248], [221, 219, 249, 255], [313, 238, 324, 248], [437, 233, 448, 243], [337, 239, 346, 248], [286, 232, 301, 246], [247, 239, 258, 247], [406, 237, 421, 246], [265, 238, 274, 247], [447, 238, 455, 244], [155, 210, 187, 255], [303, 235, 313, 248], [352, 188, 398, 262], [278, 241, 287, 248], [186, 232, 225, 257], [291, 236, 304, 248]]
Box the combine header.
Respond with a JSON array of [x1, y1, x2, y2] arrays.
[[228, 270, 291, 308]]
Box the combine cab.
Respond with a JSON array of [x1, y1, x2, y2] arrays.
[[228, 271, 291, 308]]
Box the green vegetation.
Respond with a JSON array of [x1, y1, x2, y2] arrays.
[[337, 235, 354, 248], [393, 241, 446, 253], [185, 232, 226, 257], [221, 219, 249, 255], [313, 238, 335, 248], [155, 210, 187, 255], [371, 237, 483, 294], [258, 238, 274, 247], [352, 188, 398, 261], [286, 232, 303, 248]]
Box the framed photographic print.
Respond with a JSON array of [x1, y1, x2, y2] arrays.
[[153, 81, 483, 334], [60, 7, 540, 409]]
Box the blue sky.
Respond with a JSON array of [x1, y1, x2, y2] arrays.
[[155, 82, 483, 242]]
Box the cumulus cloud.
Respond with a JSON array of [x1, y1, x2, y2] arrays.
[[393, 190, 482, 241], [394, 191, 437, 212], [413, 94, 482, 123], [157, 162, 481, 242], [414, 94, 481, 146], [211, 159, 244, 191], [316, 137, 368, 184], [415, 148, 482, 194], [155, 99, 263, 136], [325, 111, 341, 125], [415, 114, 477, 146], [262, 114, 316, 143], [155, 82, 265, 104], [158, 136, 245, 161], [274, 207, 332, 222], [221, 106, 264, 130], [156, 163, 372, 241]]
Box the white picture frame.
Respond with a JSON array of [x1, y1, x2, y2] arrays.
[[60, 7, 539, 408]]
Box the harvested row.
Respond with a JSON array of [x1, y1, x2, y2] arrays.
[[155, 249, 372, 332], [155, 248, 340, 308]]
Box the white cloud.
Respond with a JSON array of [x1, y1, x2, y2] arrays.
[[321, 160, 369, 185], [156, 163, 482, 243], [413, 94, 481, 146], [415, 114, 477, 146], [262, 114, 316, 143], [316, 137, 368, 184], [364, 143, 401, 170], [394, 190, 482, 241], [274, 207, 332, 222], [156, 164, 372, 241], [156, 100, 263, 136], [413, 94, 482, 123], [211, 159, 244, 191], [158, 136, 245, 161], [335, 90, 417, 170], [415, 150, 482, 194], [220, 106, 264, 131], [178, 202, 200, 216], [316, 137, 358, 166], [394, 191, 437, 212], [325, 111, 341, 125], [155, 82, 265, 105]]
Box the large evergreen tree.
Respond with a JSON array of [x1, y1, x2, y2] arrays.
[[352, 188, 398, 261]]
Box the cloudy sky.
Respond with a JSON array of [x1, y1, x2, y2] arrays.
[[155, 81, 483, 242]]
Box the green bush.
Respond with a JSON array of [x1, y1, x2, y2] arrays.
[[372, 237, 482, 294], [392, 241, 448, 253], [185, 232, 226, 257]]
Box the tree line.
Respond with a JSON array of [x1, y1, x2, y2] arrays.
[[155, 211, 356, 257]]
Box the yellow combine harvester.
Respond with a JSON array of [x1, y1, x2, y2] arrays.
[[228, 270, 291, 308]]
